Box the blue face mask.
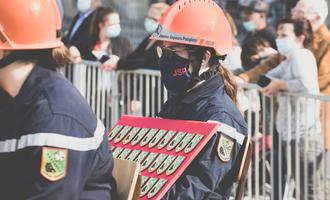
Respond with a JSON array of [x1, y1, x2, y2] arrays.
[[243, 19, 258, 32], [144, 18, 159, 34], [106, 24, 121, 38], [159, 51, 192, 95], [276, 37, 297, 55]]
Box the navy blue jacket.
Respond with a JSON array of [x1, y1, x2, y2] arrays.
[[0, 66, 117, 199], [159, 74, 248, 200]]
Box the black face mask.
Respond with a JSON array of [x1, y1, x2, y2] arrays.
[[159, 50, 192, 95], [0, 52, 21, 69]]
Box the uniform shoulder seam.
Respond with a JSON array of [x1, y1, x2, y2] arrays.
[[41, 89, 96, 136], [210, 109, 247, 135]]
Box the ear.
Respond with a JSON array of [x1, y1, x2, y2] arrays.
[[202, 50, 211, 66], [297, 35, 306, 45], [260, 13, 266, 19], [99, 22, 104, 30], [198, 50, 211, 75]]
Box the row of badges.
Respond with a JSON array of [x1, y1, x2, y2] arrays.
[[109, 125, 204, 153], [140, 177, 167, 198], [112, 147, 186, 176]]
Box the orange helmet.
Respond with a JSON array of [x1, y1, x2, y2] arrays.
[[150, 0, 233, 55], [0, 0, 62, 50]]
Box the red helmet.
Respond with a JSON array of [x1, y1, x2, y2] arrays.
[[150, 0, 233, 55], [0, 0, 62, 50]]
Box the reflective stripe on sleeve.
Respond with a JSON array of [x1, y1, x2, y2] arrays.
[[207, 120, 245, 145], [0, 119, 105, 153]]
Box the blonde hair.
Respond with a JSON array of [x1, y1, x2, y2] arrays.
[[219, 64, 238, 105]]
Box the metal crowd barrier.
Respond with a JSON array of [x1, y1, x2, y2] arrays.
[[61, 61, 114, 129], [62, 62, 330, 200], [111, 69, 168, 126], [240, 83, 330, 200], [61, 61, 168, 129]]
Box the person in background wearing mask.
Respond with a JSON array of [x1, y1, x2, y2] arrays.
[[63, 0, 101, 61], [150, 1, 248, 199], [241, 37, 277, 71], [0, 0, 117, 199], [103, 2, 169, 71], [262, 18, 322, 199], [292, 0, 330, 152], [240, 0, 330, 151], [241, 0, 277, 49], [85, 6, 132, 60]]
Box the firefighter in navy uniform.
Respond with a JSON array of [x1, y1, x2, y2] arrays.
[[149, 1, 248, 199], [0, 1, 117, 199]]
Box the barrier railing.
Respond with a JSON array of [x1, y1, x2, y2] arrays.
[[240, 83, 330, 200], [61, 61, 168, 129], [62, 62, 330, 199], [61, 61, 114, 129], [111, 69, 168, 126]]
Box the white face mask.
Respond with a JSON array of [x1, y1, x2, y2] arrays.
[[144, 18, 159, 34], [106, 24, 121, 38], [276, 37, 299, 55], [77, 0, 92, 13]]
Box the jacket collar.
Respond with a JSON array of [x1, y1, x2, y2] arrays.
[[179, 74, 225, 104], [13, 66, 53, 108], [158, 74, 225, 118]]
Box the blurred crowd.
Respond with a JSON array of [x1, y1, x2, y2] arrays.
[[60, 0, 330, 97], [61, 0, 330, 139]]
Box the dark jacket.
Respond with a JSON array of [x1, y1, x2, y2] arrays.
[[0, 66, 117, 199], [117, 35, 159, 70], [159, 75, 248, 199], [63, 11, 95, 60]]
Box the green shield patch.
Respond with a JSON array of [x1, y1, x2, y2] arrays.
[[40, 147, 68, 181]]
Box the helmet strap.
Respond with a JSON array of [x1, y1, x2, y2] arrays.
[[0, 51, 21, 69], [183, 48, 206, 90]]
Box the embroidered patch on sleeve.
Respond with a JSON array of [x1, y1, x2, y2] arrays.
[[217, 135, 234, 162], [40, 147, 68, 181]]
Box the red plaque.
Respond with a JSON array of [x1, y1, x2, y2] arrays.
[[108, 115, 220, 200]]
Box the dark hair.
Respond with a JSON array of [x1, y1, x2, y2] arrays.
[[277, 18, 314, 48], [89, 6, 133, 58], [186, 45, 238, 105], [241, 37, 270, 69], [10, 45, 72, 70], [90, 6, 117, 38]]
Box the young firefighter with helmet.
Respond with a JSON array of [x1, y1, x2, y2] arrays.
[[0, 1, 117, 199], [150, 1, 248, 199]]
